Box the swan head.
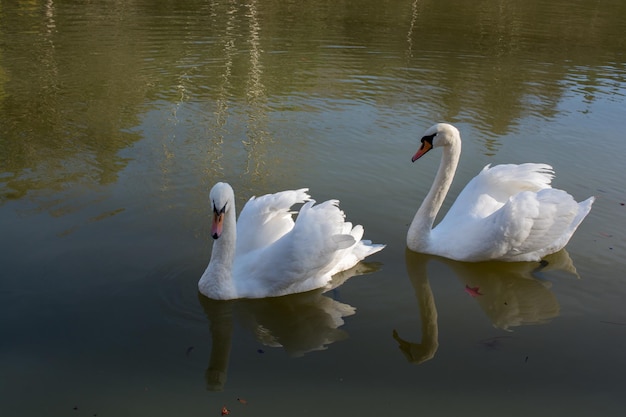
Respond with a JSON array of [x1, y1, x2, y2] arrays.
[[209, 182, 234, 239], [412, 123, 460, 162]]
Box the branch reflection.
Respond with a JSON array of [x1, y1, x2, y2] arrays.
[[395, 248, 577, 364], [199, 262, 381, 391]]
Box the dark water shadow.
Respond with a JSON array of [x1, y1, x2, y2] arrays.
[[394, 248, 577, 364], [199, 261, 382, 391]]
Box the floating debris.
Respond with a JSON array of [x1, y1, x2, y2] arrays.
[[600, 320, 626, 326], [478, 336, 512, 350], [237, 398, 248, 405], [464, 285, 483, 297], [221, 405, 230, 415]]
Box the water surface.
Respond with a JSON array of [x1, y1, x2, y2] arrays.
[[1, 1, 625, 416]]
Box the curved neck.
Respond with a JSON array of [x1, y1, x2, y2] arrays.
[[407, 140, 460, 249], [199, 203, 237, 299]]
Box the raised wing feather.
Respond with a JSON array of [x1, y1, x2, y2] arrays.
[[235, 188, 310, 256], [447, 163, 554, 220], [232, 199, 378, 298]]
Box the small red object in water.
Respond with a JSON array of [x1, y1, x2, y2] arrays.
[[221, 406, 230, 415], [465, 285, 482, 297]]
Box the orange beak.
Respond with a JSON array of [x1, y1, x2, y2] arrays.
[[411, 140, 433, 162], [211, 211, 224, 239]]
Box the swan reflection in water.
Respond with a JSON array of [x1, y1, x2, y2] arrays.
[[199, 262, 381, 391], [394, 248, 578, 364]]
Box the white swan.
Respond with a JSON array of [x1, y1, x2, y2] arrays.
[[407, 123, 594, 262], [199, 182, 385, 300]]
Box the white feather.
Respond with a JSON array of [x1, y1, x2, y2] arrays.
[[199, 182, 385, 300], [407, 123, 594, 262]]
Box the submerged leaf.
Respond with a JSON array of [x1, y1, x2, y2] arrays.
[[464, 285, 483, 297]]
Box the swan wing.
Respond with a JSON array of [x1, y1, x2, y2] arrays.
[[408, 123, 593, 262], [283, 200, 356, 285], [435, 163, 591, 261], [492, 188, 584, 260], [233, 199, 383, 298], [236, 188, 311, 256], [446, 163, 555, 220], [291, 201, 384, 278]]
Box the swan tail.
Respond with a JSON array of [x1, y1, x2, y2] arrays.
[[548, 195, 595, 252], [332, 234, 357, 250], [574, 196, 595, 227], [348, 224, 385, 258], [329, 224, 386, 274], [339, 223, 385, 262]]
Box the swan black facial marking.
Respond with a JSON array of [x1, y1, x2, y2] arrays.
[[212, 200, 227, 215], [421, 133, 436, 146]]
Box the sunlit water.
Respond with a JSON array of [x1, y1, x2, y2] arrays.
[[1, 1, 626, 416]]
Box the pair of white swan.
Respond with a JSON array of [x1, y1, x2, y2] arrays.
[[199, 123, 594, 300]]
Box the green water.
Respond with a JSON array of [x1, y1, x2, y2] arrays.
[[1, 1, 625, 416]]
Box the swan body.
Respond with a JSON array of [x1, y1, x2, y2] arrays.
[[199, 182, 385, 300], [407, 123, 594, 262]]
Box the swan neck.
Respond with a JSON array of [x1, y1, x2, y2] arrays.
[[199, 203, 237, 299], [408, 140, 460, 249]]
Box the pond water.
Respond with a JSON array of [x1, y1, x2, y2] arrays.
[[1, 1, 626, 416]]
